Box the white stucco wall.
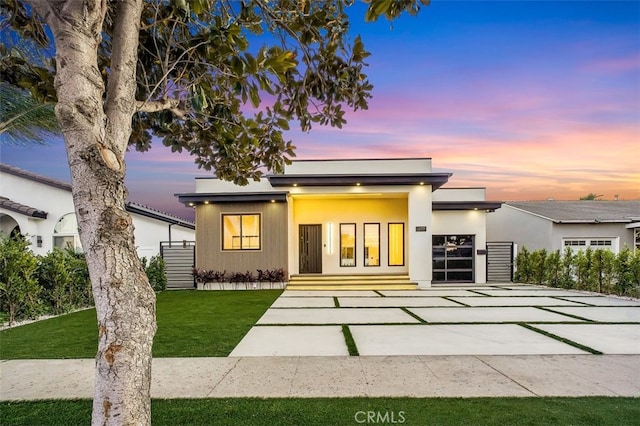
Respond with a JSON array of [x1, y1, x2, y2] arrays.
[[486, 205, 554, 253], [486, 204, 633, 254], [1, 170, 77, 255], [130, 213, 195, 259], [1, 167, 194, 258], [285, 158, 433, 175], [408, 185, 433, 288], [432, 187, 486, 202]]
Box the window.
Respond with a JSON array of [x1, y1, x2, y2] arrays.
[[432, 235, 474, 282], [222, 214, 260, 250], [364, 223, 380, 266], [340, 223, 356, 267], [388, 223, 405, 266], [563, 238, 616, 252], [53, 213, 82, 252]]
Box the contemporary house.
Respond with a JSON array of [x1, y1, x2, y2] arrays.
[[178, 158, 502, 288], [486, 201, 640, 255], [0, 163, 195, 259]]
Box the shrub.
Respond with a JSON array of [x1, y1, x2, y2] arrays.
[[143, 255, 167, 292], [544, 250, 562, 287], [514, 246, 532, 283], [559, 246, 575, 289], [192, 268, 226, 283], [590, 249, 615, 294], [529, 249, 547, 285], [574, 249, 591, 290], [37, 249, 73, 314], [614, 246, 634, 296], [0, 235, 43, 325], [516, 245, 639, 297]]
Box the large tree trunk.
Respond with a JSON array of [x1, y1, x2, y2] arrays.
[[29, 1, 155, 424]]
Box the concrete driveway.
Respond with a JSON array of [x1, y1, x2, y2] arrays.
[[230, 283, 640, 357], [2, 283, 639, 401]]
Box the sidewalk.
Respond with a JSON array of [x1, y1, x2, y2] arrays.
[[2, 355, 640, 400]]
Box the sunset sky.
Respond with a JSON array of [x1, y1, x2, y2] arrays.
[[1, 1, 638, 220]]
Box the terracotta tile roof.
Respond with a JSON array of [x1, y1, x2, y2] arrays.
[[1, 163, 193, 227], [0, 163, 72, 191], [0, 196, 47, 219]]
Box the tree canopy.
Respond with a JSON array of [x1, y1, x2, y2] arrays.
[[1, 0, 427, 183]]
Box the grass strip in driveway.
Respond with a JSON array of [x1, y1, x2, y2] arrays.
[[0, 290, 282, 359], [341, 324, 359, 356], [519, 323, 603, 355], [1, 397, 639, 426]]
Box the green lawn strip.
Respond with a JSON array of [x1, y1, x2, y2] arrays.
[[534, 306, 596, 322], [0, 290, 282, 359], [373, 290, 386, 297], [333, 297, 340, 307], [400, 307, 427, 323], [443, 296, 469, 306], [341, 325, 359, 356], [519, 323, 603, 355], [1, 397, 639, 426], [468, 290, 493, 296]]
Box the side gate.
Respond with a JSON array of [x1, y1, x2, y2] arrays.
[[161, 241, 196, 289], [486, 241, 514, 283]]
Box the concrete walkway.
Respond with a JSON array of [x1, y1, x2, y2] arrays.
[[2, 355, 640, 400], [1, 284, 639, 401]]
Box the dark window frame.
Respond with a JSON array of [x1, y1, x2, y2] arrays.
[[364, 223, 381, 267], [221, 213, 262, 251], [340, 223, 357, 267]]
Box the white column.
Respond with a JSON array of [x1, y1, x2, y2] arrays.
[[287, 196, 298, 275], [408, 186, 432, 288]]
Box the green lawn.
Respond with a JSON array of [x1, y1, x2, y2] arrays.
[[1, 397, 638, 426], [0, 290, 282, 359]]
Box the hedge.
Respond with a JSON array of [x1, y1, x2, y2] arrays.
[[515, 245, 640, 297], [0, 235, 167, 325]]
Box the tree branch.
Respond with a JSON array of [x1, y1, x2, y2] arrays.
[[105, 0, 143, 154], [135, 99, 185, 119]]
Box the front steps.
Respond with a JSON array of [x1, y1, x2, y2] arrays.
[[287, 274, 418, 290]]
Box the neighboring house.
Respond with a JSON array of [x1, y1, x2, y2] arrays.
[[0, 163, 195, 259], [177, 158, 501, 288], [486, 201, 640, 255]]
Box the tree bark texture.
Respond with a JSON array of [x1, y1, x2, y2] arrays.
[[27, 1, 155, 425]]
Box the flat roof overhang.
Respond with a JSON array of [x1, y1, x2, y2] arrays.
[[267, 173, 452, 190], [433, 201, 503, 212], [177, 192, 289, 206]]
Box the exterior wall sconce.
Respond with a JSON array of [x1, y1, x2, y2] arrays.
[[36, 235, 43, 247]]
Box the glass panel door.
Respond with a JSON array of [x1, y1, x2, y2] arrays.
[[432, 235, 474, 282]]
